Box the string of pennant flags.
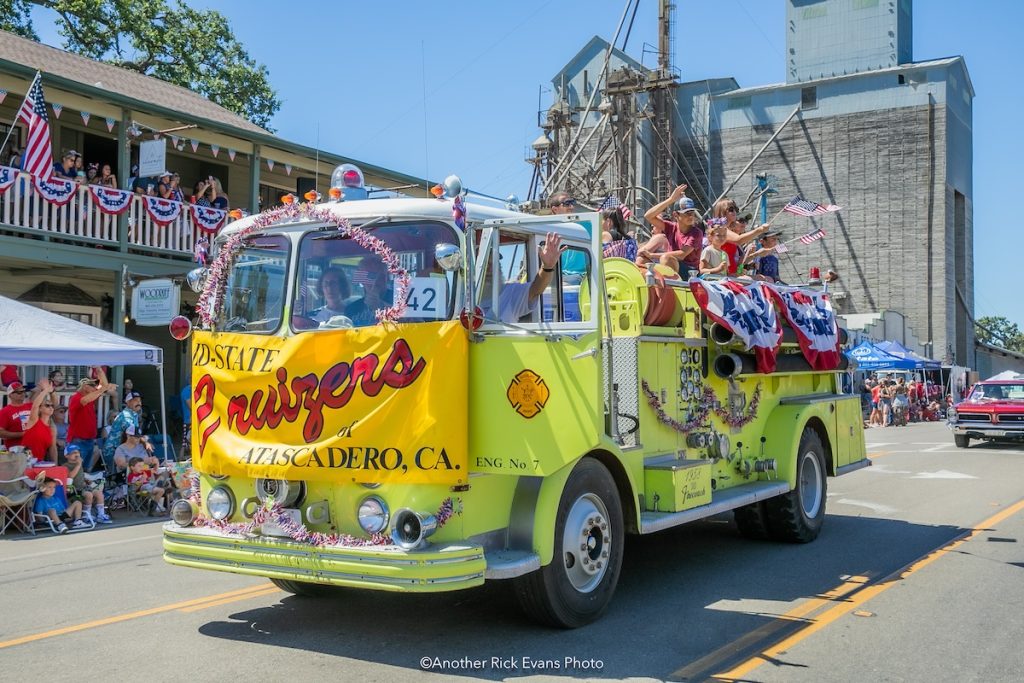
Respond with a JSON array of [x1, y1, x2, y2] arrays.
[[12, 95, 298, 175]]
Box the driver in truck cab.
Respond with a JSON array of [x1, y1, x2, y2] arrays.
[[483, 231, 562, 324]]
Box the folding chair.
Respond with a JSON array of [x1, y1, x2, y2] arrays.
[[32, 483, 95, 533], [0, 450, 37, 536]]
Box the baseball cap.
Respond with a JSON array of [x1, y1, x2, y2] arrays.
[[674, 197, 698, 215], [79, 377, 98, 387], [6, 382, 25, 395], [124, 391, 142, 404], [763, 230, 783, 238], [64, 443, 81, 456]]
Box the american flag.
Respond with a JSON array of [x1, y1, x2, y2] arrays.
[[774, 242, 790, 254], [598, 195, 632, 220], [783, 196, 841, 217], [799, 228, 826, 245], [16, 74, 54, 181]]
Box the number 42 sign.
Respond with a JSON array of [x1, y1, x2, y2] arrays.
[[396, 276, 447, 319]]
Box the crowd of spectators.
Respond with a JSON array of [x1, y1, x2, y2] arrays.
[[1, 365, 191, 534], [862, 375, 947, 427], [7, 147, 230, 210]]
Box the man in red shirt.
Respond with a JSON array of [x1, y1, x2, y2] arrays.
[[67, 368, 116, 473], [0, 382, 31, 447], [639, 184, 704, 275]]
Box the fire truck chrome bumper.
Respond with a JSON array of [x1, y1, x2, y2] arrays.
[[163, 524, 486, 592]]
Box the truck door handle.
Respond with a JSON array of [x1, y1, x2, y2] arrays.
[[572, 348, 597, 360]]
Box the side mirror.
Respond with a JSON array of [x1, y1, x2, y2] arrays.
[[434, 243, 462, 272]]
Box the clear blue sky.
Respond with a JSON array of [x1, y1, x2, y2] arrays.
[[31, 1, 1022, 328]]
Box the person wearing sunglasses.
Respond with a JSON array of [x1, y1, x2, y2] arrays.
[[547, 192, 577, 215], [712, 198, 769, 275], [0, 381, 31, 447], [21, 379, 59, 462]]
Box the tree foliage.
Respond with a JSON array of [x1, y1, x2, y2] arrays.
[[1, 0, 280, 130], [975, 316, 1024, 353]]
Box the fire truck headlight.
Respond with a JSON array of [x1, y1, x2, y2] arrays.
[[357, 496, 389, 535], [171, 499, 196, 526], [207, 487, 235, 521]]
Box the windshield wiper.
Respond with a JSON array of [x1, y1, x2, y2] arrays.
[[314, 216, 388, 240]]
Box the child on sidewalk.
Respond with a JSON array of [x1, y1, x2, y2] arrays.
[[127, 457, 166, 515], [32, 477, 88, 533], [64, 443, 112, 524]]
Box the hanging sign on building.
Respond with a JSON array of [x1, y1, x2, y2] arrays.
[[132, 278, 180, 326], [139, 138, 167, 178]]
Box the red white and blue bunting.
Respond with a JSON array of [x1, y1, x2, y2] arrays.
[[33, 175, 77, 206], [767, 285, 842, 370], [690, 279, 782, 373], [87, 185, 133, 215], [143, 196, 183, 226], [189, 204, 227, 233], [0, 165, 17, 193]]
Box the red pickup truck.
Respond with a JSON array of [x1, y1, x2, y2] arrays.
[[949, 380, 1024, 448]]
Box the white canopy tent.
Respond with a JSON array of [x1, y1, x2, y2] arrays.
[[0, 295, 171, 458]]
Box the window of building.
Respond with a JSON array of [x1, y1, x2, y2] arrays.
[[801, 86, 818, 110], [898, 74, 906, 85]]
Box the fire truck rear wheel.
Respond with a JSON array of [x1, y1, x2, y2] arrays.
[[513, 458, 624, 628], [734, 501, 770, 539], [765, 429, 827, 543], [954, 434, 970, 449], [270, 578, 339, 597]]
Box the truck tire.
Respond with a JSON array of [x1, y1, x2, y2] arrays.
[[954, 434, 970, 449], [270, 578, 337, 597], [765, 429, 827, 543], [513, 458, 624, 628], [734, 501, 770, 539]]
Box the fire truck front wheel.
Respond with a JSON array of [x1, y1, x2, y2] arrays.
[[513, 458, 624, 628], [765, 429, 827, 543]]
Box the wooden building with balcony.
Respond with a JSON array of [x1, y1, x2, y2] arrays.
[[0, 30, 428, 418]]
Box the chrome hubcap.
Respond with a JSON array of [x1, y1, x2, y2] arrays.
[[561, 493, 611, 593], [799, 450, 823, 518]]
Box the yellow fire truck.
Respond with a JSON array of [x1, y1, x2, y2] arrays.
[[164, 169, 867, 627]]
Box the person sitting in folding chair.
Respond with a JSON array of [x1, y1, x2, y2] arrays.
[[64, 444, 112, 524], [127, 457, 166, 515], [33, 477, 89, 534]]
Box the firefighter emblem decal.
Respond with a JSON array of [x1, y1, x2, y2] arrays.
[[507, 369, 550, 419]]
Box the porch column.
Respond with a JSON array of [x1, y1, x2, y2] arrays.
[[117, 107, 131, 253], [249, 143, 261, 214]]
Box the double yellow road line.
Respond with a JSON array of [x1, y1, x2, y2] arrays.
[[0, 583, 280, 650], [672, 497, 1024, 681]]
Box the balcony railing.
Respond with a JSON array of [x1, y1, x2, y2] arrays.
[[0, 170, 212, 257]]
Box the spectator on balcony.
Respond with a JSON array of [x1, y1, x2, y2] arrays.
[[99, 163, 117, 189], [157, 171, 175, 200], [210, 177, 229, 210], [7, 145, 23, 169], [52, 150, 79, 181], [86, 163, 99, 183], [193, 178, 215, 207], [74, 154, 84, 175], [168, 173, 185, 202]]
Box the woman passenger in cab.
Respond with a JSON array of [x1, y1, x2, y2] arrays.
[[310, 267, 357, 325]]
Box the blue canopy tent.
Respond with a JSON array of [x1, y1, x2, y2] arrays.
[[846, 340, 918, 371], [875, 340, 941, 370]]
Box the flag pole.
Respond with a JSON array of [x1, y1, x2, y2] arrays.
[[761, 205, 789, 228], [0, 71, 40, 158]]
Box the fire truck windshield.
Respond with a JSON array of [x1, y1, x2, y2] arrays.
[[217, 234, 290, 334], [291, 220, 461, 330]]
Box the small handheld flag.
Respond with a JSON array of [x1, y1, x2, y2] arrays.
[[783, 196, 841, 217], [799, 228, 826, 245]]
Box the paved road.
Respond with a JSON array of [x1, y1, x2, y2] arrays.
[[2, 422, 1022, 682]]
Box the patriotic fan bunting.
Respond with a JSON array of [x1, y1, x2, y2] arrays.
[[87, 185, 133, 215], [143, 196, 183, 226], [51, 102, 62, 118], [452, 194, 466, 230], [690, 279, 782, 373], [105, 117, 116, 132], [190, 204, 227, 233], [767, 285, 841, 370], [33, 175, 77, 206], [0, 165, 17, 193], [210, 144, 220, 158], [227, 149, 236, 161], [189, 139, 199, 153], [80, 111, 90, 126]]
